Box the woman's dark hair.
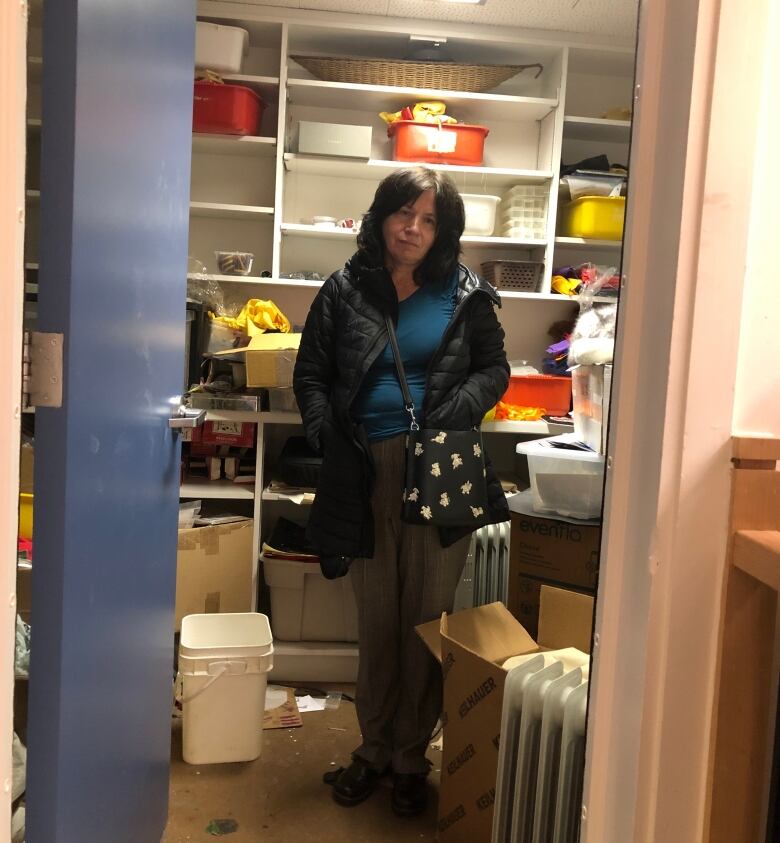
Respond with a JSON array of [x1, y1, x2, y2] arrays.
[[356, 167, 465, 285]]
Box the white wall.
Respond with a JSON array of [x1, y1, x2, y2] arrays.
[[733, 0, 780, 437]]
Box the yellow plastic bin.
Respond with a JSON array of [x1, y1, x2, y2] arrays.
[[562, 196, 625, 240], [18, 494, 33, 540]]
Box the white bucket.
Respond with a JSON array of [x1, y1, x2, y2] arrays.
[[178, 613, 273, 765]]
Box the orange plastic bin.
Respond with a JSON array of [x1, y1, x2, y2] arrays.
[[502, 375, 572, 416], [388, 121, 489, 166]]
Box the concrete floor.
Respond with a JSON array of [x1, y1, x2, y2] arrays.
[[163, 686, 440, 843]]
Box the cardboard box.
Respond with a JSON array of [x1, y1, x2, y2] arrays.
[[175, 519, 254, 631], [216, 333, 301, 388], [297, 121, 372, 158], [416, 587, 593, 843], [507, 503, 599, 636]]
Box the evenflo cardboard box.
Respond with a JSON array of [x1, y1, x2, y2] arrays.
[[416, 587, 593, 843], [507, 493, 599, 637], [175, 519, 254, 631]]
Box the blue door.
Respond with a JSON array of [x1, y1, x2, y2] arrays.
[[26, 2, 195, 840]]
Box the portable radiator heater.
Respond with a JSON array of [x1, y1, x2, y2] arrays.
[[453, 522, 510, 611], [491, 654, 589, 843]]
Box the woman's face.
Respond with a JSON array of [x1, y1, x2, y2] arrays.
[[381, 189, 438, 272]]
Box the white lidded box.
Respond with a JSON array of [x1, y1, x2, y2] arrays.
[[178, 612, 273, 765], [195, 21, 248, 74], [461, 193, 501, 236], [297, 121, 373, 159], [515, 434, 605, 520], [262, 556, 359, 642]]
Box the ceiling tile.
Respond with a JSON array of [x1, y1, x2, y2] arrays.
[[384, 0, 638, 40]]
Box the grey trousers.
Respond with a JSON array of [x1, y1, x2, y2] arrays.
[[350, 434, 470, 775]]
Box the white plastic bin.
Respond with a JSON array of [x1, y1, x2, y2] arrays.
[[515, 435, 605, 520], [461, 194, 500, 236], [178, 612, 273, 765], [262, 557, 358, 642], [195, 21, 248, 74]]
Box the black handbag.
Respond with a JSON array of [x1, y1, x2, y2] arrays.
[[385, 315, 490, 528]]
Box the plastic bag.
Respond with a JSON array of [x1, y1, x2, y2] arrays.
[[186, 256, 227, 316], [568, 264, 619, 366], [14, 615, 30, 679]]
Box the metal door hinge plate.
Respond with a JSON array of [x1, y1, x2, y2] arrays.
[[22, 331, 64, 409]]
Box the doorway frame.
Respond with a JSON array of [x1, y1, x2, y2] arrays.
[[0, 0, 28, 834], [582, 0, 779, 839]]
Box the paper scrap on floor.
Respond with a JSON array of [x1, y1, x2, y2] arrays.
[[295, 694, 328, 713], [263, 685, 302, 729]]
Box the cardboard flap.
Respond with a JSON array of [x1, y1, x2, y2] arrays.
[[537, 585, 594, 652], [213, 332, 301, 357], [441, 602, 538, 665], [417, 613, 446, 663]]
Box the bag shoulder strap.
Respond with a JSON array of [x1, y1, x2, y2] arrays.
[[384, 314, 419, 430]]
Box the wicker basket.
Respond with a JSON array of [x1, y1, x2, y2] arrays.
[[291, 55, 542, 94], [481, 260, 544, 292]]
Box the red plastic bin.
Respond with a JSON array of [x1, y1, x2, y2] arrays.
[[193, 81, 263, 136], [387, 121, 489, 166], [502, 375, 572, 416]]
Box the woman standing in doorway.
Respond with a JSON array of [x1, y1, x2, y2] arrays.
[[293, 167, 509, 817]]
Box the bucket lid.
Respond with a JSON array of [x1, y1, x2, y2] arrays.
[[515, 434, 605, 464], [180, 612, 273, 659]]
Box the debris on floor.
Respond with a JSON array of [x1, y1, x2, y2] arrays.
[[206, 818, 239, 835], [263, 685, 302, 729]]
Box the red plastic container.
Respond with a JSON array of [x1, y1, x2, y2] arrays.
[[388, 121, 489, 166], [502, 375, 572, 415], [192, 81, 263, 136]]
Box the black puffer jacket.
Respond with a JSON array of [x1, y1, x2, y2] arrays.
[[293, 255, 510, 560]]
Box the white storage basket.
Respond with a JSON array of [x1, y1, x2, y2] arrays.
[[195, 21, 248, 74]]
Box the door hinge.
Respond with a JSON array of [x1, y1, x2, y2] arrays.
[[22, 331, 64, 409]]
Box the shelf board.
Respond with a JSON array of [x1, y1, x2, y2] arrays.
[[189, 201, 274, 220], [186, 272, 323, 288], [26, 118, 41, 133], [286, 78, 556, 122], [482, 419, 554, 434], [563, 116, 631, 143], [498, 291, 616, 304], [554, 236, 623, 250], [283, 154, 553, 189], [280, 223, 546, 250], [192, 134, 277, 157], [220, 74, 280, 102], [462, 235, 547, 248], [281, 223, 356, 240], [180, 479, 255, 500], [25, 262, 39, 271], [26, 190, 40, 202]]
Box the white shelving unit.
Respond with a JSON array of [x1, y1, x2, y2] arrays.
[[180, 479, 255, 500], [185, 3, 635, 659]]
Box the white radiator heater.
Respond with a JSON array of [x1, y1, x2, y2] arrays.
[[454, 523, 510, 611], [492, 654, 589, 843]]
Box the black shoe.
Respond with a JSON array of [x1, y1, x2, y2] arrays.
[[391, 773, 428, 817], [328, 759, 386, 807]]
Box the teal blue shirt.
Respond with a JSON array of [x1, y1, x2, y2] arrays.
[[352, 274, 458, 441]]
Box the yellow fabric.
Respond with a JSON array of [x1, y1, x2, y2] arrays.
[[210, 299, 291, 336], [551, 275, 580, 297], [379, 101, 457, 125], [494, 402, 545, 421]]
